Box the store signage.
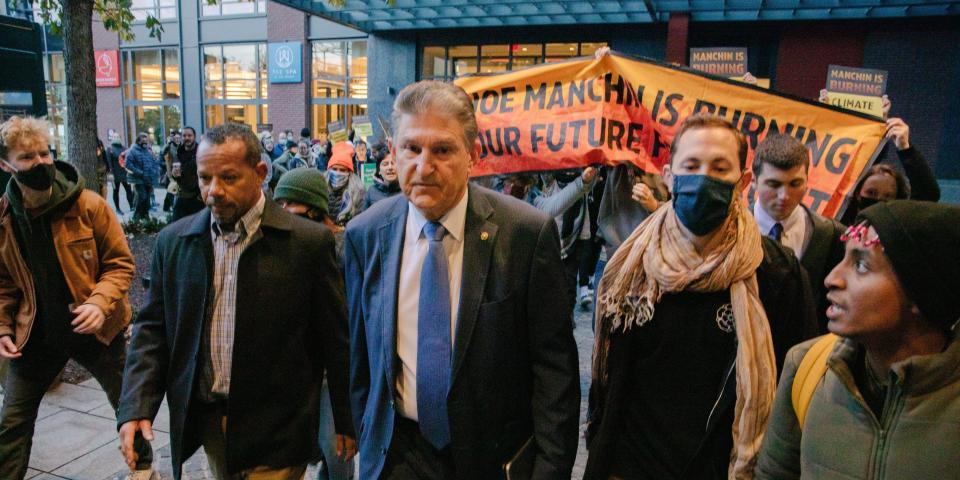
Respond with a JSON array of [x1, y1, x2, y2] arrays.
[[95, 50, 120, 87], [455, 53, 887, 219], [824, 65, 887, 117], [268, 42, 302, 84]]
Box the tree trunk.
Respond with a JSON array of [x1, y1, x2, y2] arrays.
[[62, 0, 99, 190]]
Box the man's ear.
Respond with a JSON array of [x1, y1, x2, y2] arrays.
[[470, 138, 481, 169], [661, 163, 673, 194]]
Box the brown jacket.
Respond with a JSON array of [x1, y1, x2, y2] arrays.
[[0, 179, 134, 349]]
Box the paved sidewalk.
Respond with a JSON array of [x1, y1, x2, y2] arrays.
[[4, 299, 597, 480]]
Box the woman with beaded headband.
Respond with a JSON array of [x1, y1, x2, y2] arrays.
[[756, 200, 960, 479]]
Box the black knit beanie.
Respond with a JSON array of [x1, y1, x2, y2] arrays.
[[857, 200, 960, 329]]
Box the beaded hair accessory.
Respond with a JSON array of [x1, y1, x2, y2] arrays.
[[840, 223, 883, 250]]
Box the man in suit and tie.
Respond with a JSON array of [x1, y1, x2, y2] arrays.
[[344, 80, 580, 479], [116, 123, 354, 479], [752, 133, 845, 331]]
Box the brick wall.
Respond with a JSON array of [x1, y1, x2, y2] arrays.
[[267, 1, 309, 137], [92, 16, 123, 143]]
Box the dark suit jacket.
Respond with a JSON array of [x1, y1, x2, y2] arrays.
[[344, 184, 580, 479], [800, 206, 846, 332], [117, 199, 352, 478]]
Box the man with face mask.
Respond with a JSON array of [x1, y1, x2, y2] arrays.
[[126, 132, 160, 221], [584, 114, 817, 480], [0, 116, 156, 479]]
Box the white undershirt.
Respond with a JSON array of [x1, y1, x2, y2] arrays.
[[754, 202, 813, 258], [395, 189, 469, 421]]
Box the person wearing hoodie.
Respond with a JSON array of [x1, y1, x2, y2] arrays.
[[325, 142, 366, 226], [106, 132, 135, 214], [363, 143, 400, 208], [756, 201, 960, 479], [0, 116, 156, 479], [126, 132, 160, 220]]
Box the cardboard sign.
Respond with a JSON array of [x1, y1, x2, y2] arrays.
[[268, 42, 302, 84], [95, 50, 120, 88], [825, 65, 887, 117], [455, 52, 887, 219], [327, 120, 347, 143], [352, 115, 374, 144], [690, 47, 748, 78]]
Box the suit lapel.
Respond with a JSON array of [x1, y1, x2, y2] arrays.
[[801, 206, 831, 282], [379, 199, 408, 398], [452, 186, 497, 384]]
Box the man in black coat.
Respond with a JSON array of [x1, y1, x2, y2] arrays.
[[751, 133, 846, 332], [117, 123, 353, 479], [345, 81, 580, 479]]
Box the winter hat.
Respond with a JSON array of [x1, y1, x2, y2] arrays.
[[328, 142, 355, 172], [857, 200, 960, 328], [273, 167, 329, 215]]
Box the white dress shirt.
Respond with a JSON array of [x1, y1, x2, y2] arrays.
[[754, 201, 813, 259], [395, 189, 469, 421]]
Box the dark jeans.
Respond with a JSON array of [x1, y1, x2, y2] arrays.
[[381, 416, 455, 480], [172, 195, 205, 222], [133, 183, 153, 220], [0, 336, 154, 478], [113, 178, 134, 213]]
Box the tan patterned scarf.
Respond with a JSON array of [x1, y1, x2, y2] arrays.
[[593, 195, 775, 479]]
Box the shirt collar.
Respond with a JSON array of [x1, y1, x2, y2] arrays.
[[407, 187, 469, 243], [753, 201, 805, 235], [211, 191, 265, 240]]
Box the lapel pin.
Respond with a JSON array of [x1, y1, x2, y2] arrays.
[[480, 232, 489, 241]]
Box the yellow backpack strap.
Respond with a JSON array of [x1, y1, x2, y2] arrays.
[[791, 334, 840, 429]]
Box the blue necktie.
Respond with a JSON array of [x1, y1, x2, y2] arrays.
[[769, 222, 784, 243], [417, 221, 452, 449]]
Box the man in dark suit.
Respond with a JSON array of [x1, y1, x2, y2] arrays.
[[116, 123, 354, 479], [752, 134, 845, 331], [345, 81, 580, 479]]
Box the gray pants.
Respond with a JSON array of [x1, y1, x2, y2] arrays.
[[0, 335, 153, 479]]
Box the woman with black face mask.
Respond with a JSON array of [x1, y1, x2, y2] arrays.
[[840, 164, 909, 225]]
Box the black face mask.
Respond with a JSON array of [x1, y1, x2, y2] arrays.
[[672, 174, 736, 235], [8, 162, 56, 191], [858, 196, 881, 211]]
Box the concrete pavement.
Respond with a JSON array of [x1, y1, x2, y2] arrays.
[[4, 292, 597, 480]]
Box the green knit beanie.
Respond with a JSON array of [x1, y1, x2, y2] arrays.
[[273, 168, 329, 215]]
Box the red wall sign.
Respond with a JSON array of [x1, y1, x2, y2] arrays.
[[95, 50, 120, 87]]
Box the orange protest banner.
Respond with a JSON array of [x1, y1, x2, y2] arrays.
[[455, 52, 887, 219]]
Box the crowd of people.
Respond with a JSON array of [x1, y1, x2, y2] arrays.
[[0, 72, 956, 480]]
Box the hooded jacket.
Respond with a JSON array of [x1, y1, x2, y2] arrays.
[[0, 161, 134, 349], [756, 333, 960, 479], [126, 143, 159, 185]]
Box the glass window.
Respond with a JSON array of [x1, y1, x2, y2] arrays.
[[122, 47, 184, 145], [511, 44, 543, 69], [44, 53, 68, 159], [449, 45, 477, 77], [480, 44, 509, 74], [313, 42, 345, 78], [130, 0, 177, 21], [202, 0, 265, 17], [422, 46, 446, 79], [420, 42, 606, 80], [203, 43, 268, 131], [545, 43, 579, 62]]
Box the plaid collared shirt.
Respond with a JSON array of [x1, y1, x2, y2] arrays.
[[198, 193, 265, 401]]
